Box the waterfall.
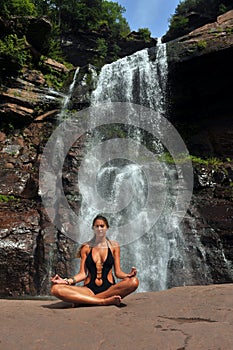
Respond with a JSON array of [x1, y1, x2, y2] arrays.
[[73, 40, 192, 292], [91, 39, 167, 113], [40, 40, 232, 295], [58, 67, 80, 120], [39, 41, 193, 292]]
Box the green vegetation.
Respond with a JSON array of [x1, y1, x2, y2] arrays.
[[93, 38, 108, 68], [187, 39, 207, 54], [0, 194, 20, 202], [167, 0, 233, 39], [0, 0, 36, 17], [225, 26, 233, 34], [46, 25, 64, 62], [1, 0, 232, 80], [21, 0, 131, 38], [197, 40, 207, 50], [158, 152, 225, 168], [169, 15, 189, 33], [137, 28, 152, 42], [43, 72, 64, 89], [190, 156, 224, 166], [0, 0, 134, 76], [101, 1, 130, 37], [0, 34, 32, 69]]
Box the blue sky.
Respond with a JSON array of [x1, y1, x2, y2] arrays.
[[114, 0, 181, 38]]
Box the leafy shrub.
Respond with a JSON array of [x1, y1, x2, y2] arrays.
[[169, 15, 189, 32], [0, 34, 31, 68], [138, 28, 151, 42], [197, 39, 207, 50], [0, 194, 20, 202], [2, 0, 37, 17], [93, 38, 108, 68]]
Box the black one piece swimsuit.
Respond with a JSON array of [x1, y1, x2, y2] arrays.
[[85, 244, 115, 294]]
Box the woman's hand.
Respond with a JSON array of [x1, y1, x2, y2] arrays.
[[127, 267, 137, 277], [51, 274, 68, 285]]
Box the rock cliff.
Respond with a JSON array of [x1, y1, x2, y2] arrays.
[[167, 10, 233, 158], [166, 11, 233, 287], [0, 11, 233, 296]]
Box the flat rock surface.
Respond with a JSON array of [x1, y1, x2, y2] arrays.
[[1, 284, 233, 350]]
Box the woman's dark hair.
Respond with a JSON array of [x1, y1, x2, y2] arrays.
[[77, 215, 110, 257], [92, 215, 109, 228]]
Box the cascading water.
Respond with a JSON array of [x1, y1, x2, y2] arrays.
[[75, 40, 192, 292], [59, 67, 80, 120], [40, 39, 232, 296], [91, 38, 167, 113]]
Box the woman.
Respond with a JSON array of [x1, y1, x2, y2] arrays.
[[51, 215, 139, 306]]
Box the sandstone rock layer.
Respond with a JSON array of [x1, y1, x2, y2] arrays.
[[1, 284, 233, 350]]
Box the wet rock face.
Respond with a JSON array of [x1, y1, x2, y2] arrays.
[[0, 121, 77, 297], [167, 11, 233, 159], [0, 200, 76, 297], [0, 64, 78, 296], [164, 11, 233, 288], [0, 203, 40, 296], [166, 163, 233, 289], [193, 165, 233, 268]]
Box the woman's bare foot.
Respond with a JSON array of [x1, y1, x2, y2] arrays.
[[102, 295, 121, 306]]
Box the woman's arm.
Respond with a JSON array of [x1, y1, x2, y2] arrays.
[[112, 241, 137, 279], [51, 245, 88, 285], [72, 244, 89, 282]]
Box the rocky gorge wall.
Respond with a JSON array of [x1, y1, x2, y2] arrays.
[[0, 11, 233, 296], [166, 10, 233, 286]]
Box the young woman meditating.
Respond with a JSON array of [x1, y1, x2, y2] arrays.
[[51, 215, 139, 306]]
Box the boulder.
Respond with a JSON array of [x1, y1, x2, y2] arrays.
[[26, 16, 52, 54], [43, 58, 69, 74]]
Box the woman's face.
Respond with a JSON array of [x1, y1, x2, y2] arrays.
[[93, 219, 108, 237]]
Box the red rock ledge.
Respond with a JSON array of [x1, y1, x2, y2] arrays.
[[1, 283, 233, 350]]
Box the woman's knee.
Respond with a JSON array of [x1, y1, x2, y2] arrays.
[[128, 276, 139, 291], [51, 284, 62, 297]]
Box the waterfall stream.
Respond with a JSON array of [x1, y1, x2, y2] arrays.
[[73, 41, 191, 292], [45, 40, 207, 292], [40, 40, 233, 295], [91, 39, 167, 112]]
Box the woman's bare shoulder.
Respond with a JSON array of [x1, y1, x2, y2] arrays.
[[77, 242, 91, 257], [81, 243, 91, 252], [108, 240, 119, 248]]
